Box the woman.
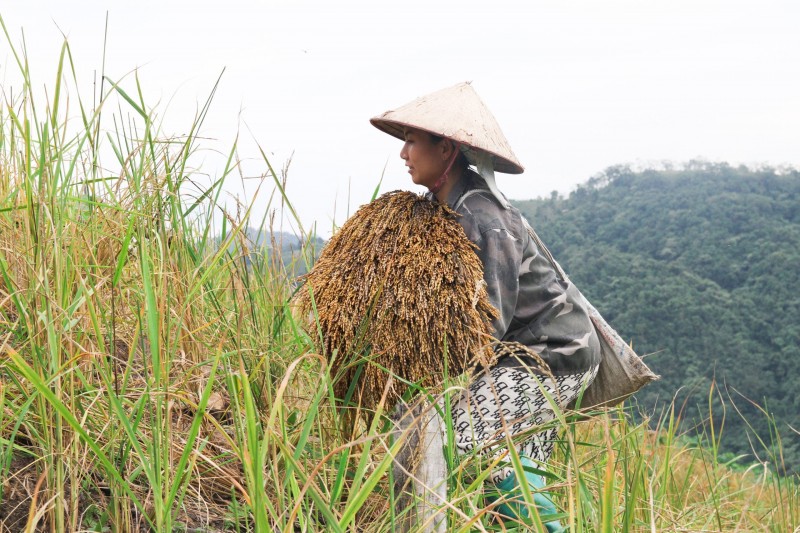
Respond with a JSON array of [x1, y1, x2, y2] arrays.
[[371, 83, 601, 527]]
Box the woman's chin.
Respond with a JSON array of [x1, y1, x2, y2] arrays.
[[410, 176, 431, 189]]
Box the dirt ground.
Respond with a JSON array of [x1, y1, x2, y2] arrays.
[[1, 451, 37, 531]]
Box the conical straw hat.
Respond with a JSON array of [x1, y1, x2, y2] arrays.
[[370, 82, 524, 174]]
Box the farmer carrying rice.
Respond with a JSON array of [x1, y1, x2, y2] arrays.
[[370, 82, 602, 529]]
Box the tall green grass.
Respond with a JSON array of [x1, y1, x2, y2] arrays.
[[1, 24, 798, 532]]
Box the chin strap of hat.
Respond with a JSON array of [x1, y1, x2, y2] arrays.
[[429, 142, 461, 195], [473, 150, 511, 209]]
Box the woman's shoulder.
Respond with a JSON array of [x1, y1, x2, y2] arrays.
[[455, 185, 527, 239]]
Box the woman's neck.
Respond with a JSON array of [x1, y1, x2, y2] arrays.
[[433, 165, 466, 204]]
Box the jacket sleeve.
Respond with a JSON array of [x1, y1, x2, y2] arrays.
[[511, 223, 601, 374], [457, 192, 601, 374]]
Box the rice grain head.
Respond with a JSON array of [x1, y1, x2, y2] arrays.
[[293, 191, 496, 411]]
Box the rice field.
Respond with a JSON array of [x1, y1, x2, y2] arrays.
[[1, 25, 798, 532]]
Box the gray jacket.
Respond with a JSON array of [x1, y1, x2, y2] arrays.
[[438, 170, 601, 375]]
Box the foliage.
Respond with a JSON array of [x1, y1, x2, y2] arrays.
[[514, 162, 800, 474]]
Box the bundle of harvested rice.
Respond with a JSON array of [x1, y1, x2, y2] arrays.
[[294, 190, 497, 410]]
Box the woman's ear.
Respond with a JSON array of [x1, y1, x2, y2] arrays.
[[440, 139, 457, 161]]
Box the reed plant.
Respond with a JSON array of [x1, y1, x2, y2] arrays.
[[0, 23, 798, 532]]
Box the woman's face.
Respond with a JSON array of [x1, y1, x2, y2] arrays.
[[399, 128, 449, 190]]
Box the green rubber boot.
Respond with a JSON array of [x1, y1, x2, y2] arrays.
[[491, 457, 565, 532]]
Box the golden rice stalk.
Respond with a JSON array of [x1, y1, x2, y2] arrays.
[[293, 190, 496, 410]]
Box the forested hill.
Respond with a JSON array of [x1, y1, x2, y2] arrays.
[[512, 163, 800, 473]]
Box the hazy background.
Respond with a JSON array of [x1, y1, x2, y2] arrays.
[[3, 0, 798, 236]]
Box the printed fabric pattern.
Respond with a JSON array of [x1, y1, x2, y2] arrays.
[[451, 362, 600, 483]]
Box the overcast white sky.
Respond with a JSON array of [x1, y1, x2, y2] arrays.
[[2, 1, 799, 236]]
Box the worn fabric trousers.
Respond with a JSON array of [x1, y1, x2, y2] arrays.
[[451, 360, 599, 483]]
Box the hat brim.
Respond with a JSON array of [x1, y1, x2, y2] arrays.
[[370, 117, 524, 175], [369, 82, 525, 175]]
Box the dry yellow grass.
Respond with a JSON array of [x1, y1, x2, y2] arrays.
[[293, 190, 496, 410]]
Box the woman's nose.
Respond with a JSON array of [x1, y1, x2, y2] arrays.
[[399, 143, 409, 160]]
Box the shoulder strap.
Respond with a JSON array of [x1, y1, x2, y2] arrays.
[[452, 189, 483, 211], [524, 222, 569, 283]]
